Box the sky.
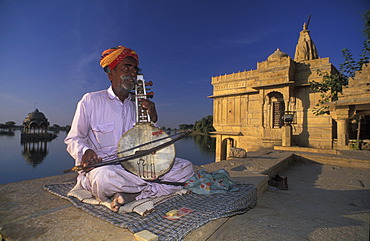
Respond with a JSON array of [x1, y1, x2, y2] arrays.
[[0, 0, 369, 128]]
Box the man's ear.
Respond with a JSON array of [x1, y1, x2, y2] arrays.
[[107, 71, 113, 82]]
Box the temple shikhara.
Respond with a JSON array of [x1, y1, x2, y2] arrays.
[[210, 22, 370, 162], [21, 109, 56, 141]]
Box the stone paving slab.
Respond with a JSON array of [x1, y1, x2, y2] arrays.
[[0, 173, 134, 241], [219, 157, 370, 240], [275, 146, 370, 169], [1, 148, 369, 240]]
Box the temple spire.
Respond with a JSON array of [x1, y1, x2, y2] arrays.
[[294, 17, 319, 62]]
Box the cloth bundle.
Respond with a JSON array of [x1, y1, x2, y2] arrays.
[[184, 169, 239, 195]]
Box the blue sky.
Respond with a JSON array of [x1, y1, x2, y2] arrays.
[[0, 0, 368, 128]]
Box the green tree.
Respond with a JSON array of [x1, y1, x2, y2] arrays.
[[160, 126, 172, 132], [364, 10, 370, 40], [341, 41, 370, 78], [178, 124, 194, 131], [310, 69, 348, 116], [310, 11, 369, 115], [311, 41, 369, 115], [5, 121, 16, 131], [193, 115, 215, 134]]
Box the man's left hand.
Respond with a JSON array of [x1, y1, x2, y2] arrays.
[[139, 99, 158, 123]]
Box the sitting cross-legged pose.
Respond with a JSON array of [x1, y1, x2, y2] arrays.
[[65, 45, 194, 212]]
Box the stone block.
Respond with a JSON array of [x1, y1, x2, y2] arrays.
[[309, 130, 332, 139], [249, 118, 260, 125], [134, 230, 158, 241], [229, 147, 248, 158]]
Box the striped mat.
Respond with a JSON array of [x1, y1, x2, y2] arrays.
[[44, 182, 257, 241]]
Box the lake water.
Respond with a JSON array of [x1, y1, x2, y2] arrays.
[[0, 130, 215, 184]]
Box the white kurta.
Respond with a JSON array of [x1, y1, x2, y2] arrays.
[[65, 86, 194, 202]]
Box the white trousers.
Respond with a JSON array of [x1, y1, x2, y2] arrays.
[[77, 157, 194, 202]]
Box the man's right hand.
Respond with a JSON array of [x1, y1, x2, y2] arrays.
[[81, 149, 102, 172]]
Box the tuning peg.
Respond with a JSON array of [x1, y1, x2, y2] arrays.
[[145, 81, 153, 86], [146, 91, 154, 98]]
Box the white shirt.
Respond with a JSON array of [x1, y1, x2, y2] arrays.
[[65, 86, 136, 165]]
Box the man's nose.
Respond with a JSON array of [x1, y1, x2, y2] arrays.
[[127, 70, 137, 76]]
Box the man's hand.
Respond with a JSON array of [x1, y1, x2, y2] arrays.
[[81, 149, 102, 172], [139, 99, 158, 123]]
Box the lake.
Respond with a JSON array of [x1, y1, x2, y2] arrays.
[[0, 130, 215, 184]]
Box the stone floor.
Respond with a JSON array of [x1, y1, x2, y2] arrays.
[[220, 158, 370, 240], [0, 147, 369, 240]]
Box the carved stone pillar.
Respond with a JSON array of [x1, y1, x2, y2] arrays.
[[215, 136, 222, 162], [226, 138, 233, 159], [331, 106, 350, 149], [282, 125, 292, 146], [336, 119, 348, 148]]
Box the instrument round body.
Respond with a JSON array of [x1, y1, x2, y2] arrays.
[[117, 124, 175, 181]]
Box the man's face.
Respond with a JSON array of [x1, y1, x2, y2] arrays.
[[108, 56, 139, 94]]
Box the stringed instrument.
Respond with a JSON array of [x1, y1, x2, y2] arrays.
[[117, 74, 176, 180]]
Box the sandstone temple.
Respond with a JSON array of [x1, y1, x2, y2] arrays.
[[210, 22, 370, 162], [21, 109, 56, 141]]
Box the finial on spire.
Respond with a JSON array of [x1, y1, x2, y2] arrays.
[[306, 13, 311, 30], [295, 14, 319, 62]]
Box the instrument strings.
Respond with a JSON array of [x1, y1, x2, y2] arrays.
[[97, 131, 187, 164]]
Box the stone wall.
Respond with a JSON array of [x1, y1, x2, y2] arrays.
[[211, 50, 337, 161]]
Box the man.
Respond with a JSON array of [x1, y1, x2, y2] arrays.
[[65, 46, 194, 212]]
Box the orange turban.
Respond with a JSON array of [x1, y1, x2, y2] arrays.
[[100, 46, 139, 73]]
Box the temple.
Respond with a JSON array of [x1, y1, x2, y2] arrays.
[[21, 109, 56, 141], [210, 22, 370, 162]]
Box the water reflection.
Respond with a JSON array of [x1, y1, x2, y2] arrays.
[[175, 134, 216, 165], [0, 130, 15, 136], [0, 130, 215, 184], [193, 134, 216, 152], [21, 140, 50, 167]]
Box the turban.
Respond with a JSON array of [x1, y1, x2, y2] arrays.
[[100, 46, 139, 73]]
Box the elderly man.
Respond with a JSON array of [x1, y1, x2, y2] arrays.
[[65, 46, 194, 212]]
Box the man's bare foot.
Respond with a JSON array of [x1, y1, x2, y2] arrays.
[[110, 193, 125, 212], [110, 192, 140, 212]]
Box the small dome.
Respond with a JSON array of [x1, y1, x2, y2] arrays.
[[28, 109, 47, 121], [23, 109, 49, 127], [268, 48, 289, 61]]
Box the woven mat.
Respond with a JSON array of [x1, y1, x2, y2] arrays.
[[44, 182, 257, 241]]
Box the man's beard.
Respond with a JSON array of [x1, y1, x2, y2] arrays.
[[120, 75, 136, 91]]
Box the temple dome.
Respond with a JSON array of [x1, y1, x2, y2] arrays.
[[267, 48, 289, 61], [23, 109, 49, 128]]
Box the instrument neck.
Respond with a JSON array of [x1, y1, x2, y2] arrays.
[[135, 75, 151, 124]]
